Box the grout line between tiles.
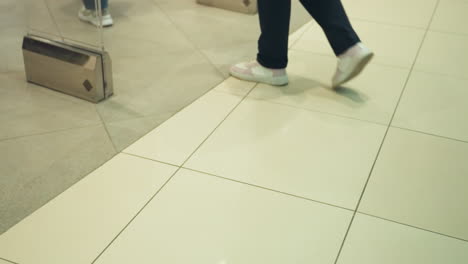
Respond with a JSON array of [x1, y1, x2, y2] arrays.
[[182, 167, 354, 212], [409, 68, 468, 81], [428, 28, 468, 37], [90, 163, 184, 264], [116, 79, 256, 150], [40, 0, 65, 43], [0, 148, 119, 237], [0, 123, 103, 143], [121, 152, 180, 168], [391, 126, 468, 145], [210, 87, 251, 97], [333, 1, 441, 263], [357, 212, 468, 243], [91, 82, 258, 264], [95, 105, 118, 153], [124, 150, 355, 213], [106, 77, 228, 153], [245, 96, 389, 127], [176, 83, 258, 168], [0, 257, 19, 264]]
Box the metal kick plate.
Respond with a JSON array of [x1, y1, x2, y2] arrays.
[[22, 36, 113, 103]]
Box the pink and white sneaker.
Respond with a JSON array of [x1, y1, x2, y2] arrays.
[[230, 61, 289, 86], [332, 42, 374, 88]]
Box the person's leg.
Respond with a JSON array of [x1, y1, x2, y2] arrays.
[[79, 0, 113, 27], [299, 0, 373, 88], [82, 0, 96, 10], [82, 0, 108, 10], [256, 0, 291, 69], [101, 0, 108, 10], [229, 0, 290, 86], [299, 0, 360, 56]]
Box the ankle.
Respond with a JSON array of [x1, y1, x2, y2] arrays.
[[339, 42, 365, 59]]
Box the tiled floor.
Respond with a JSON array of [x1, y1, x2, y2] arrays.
[[1, 0, 468, 263], [0, 0, 310, 233]]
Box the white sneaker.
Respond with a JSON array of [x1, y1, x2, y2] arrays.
[[230, 61, 289, 86], [332, 42, 373, 88], [78, 7, 113, 27]]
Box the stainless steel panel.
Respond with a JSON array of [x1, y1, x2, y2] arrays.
[[22, 35, 113, 103]]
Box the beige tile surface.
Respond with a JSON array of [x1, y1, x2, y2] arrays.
[[156, 1, 259, 50], [249, 50, 409, 124], [289, 21, 313, 48], [97, 49, 224, 123], [430, 0, 468, 35], [415, 31, 468, 79], [201, 41, 259, 78], [0, 72, 102, 140], [360, 128, 468, 240], [4, 1, 468, 263], [214, 77, 256, 97], [342, 0, 438, 28], [23, 0, 62, 40], [0, 28, 13, 73], [293, 20, 426, 68], [0, 0, 25, 29], [393, 71, 468, 141], [105, 113, 173, 151], [185, 98, 386, 209], [0, 259, 13, 264], [103, 1, 194, 53], [52, 0, 103, 49], [0, 41, 7, 73], [0, 154, 177, 264], [338, 214, 468, 264], [0, 26, 24, 73], [0, 125, 116, 234], [124, 90, 247, 165], [95, 168, 353, 264]]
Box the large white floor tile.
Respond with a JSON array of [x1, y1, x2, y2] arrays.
[[250, 51, 409, 124], [292, 20, 425, 68], [124, 89, 251, 165], [0, 125, 116, 234], [393, 71, 468, 141], [360, 128, 468, 240], [214, 77, 256, 97], [337, 214, 468, 264], [415, 31, 468, 79], [430, 0, 468, 35], [0, 259, 13, 264], [342, 0, 438, 28], [95, 168, 353, 264], [185, 99, 386, 209], [0, 154, 177, 264]]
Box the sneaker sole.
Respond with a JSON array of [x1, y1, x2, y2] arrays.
[[332, 52, 374, 89], [230, 71, 289, 86]]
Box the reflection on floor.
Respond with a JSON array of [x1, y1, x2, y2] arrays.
[[0, 0, 310, 234], [2, 0, 468, 263]]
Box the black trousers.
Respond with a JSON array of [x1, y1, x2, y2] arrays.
[[257, 0, 361, 69]]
